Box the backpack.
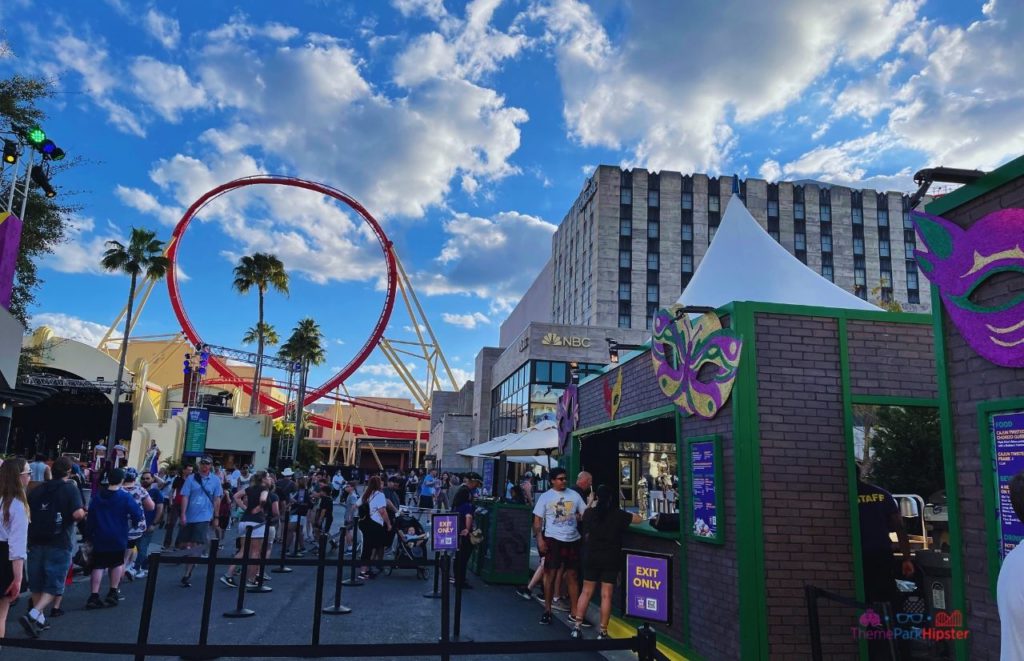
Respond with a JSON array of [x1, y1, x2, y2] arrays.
[[28, 481, 66, 545]]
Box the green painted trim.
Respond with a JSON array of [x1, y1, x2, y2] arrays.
[[574, 404, 678, 437], [930, 286, 970, 661], [684, 435, 725, 545], [849, 394, 939, 407], [839, 317, 868, 661], [731, 303, 768, 660], [925, 153, 1024, 216], [737, 301, 933, 325], [675, 409, 690, 647], [977, 397, 1024, 597]]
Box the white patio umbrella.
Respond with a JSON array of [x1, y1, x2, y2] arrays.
[[497, 419, 560, 457], [457, 431, 522, 458], [506, 454, 558, 469]]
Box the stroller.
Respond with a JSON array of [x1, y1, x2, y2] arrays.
[[386, 510, 428, 579]]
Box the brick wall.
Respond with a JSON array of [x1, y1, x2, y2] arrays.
[[847, 320, 937, 399], [754, 313, 858, 659], [578, 349, 672, 428], [934, 175, 1024, 659]]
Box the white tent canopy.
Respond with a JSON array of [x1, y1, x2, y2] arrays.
[[506, 455, 558, 469], [457, 432, 521, 458], [678, 196, 880, 311]]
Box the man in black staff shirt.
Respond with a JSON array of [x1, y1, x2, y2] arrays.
[[450, 472, 481, 590]]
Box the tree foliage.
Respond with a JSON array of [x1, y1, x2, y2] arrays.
[[0, 74, 83, 324], [869, 406, 944, 498], [296, 438, 324, 468]]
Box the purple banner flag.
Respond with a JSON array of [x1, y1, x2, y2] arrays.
[[0, 212, 24, 311]]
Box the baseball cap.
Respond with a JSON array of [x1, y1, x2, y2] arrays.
[[199, 455, 213, 465], [463, 471, 483, 482]]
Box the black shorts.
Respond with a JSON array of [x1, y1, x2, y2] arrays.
[[90, 550, 125, 570], [583, 564, 619, 584], [542, 537, 580, 571]]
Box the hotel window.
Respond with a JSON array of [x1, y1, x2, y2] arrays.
[[795, 233, 806, 251], [648, 220, 660, 239], [620, 170, 633, 205], [646, 303, 658, 329], [852, 208, 863, 224], [877, 193, 889, 227], [822, 264, 834, 281], [821, 234, 833, 252], [682, 255, 694, 273], [681, 223, 693, 241], [619, 283, 631, 300], [618, 301, 631, 329], [902, 195, 913, 228], [879, 239, 890, 257], [908, 289, 920, 305], [907, 269, 918, 290], [619, 250, 631, 268], [820, 187, 832, 222], [709, 226, 718, 243], [768, 217, 780, 242], [853, 237, 865, 255], [682, 191, 693, 210], [647, 253, 660, 270], [768, 200, 779, 217], [880, 270, 893, 288], [620, 218, 631, 237], [648, 189, 660, 208], [647, 283, 659, 303], [907, 259, 920, 304], [709, 195, 720, 213], [904, 241, 916, 259]]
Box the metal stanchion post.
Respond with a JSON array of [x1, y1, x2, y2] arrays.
[[322, 531, 352, 615], [440, 552, 450, 643], [272, 505, 293, 573], [452, 542, 472, 643], [423, 551, 442, 598], [134, 552, 161, 661], [311, 536, 328, 645], [341, 521, 364, 587], [248, 520, 273, 593], [223, 527, 255, 618], [198, 540, 219, 643], [637, 623, 657, 661]]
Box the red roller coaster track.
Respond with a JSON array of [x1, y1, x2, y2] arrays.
[[166, 176, 426, 441]]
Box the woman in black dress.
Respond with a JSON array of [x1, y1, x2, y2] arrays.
[[0, 458, 31, 639]]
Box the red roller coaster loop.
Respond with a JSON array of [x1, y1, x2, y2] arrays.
[[166, 175, 421, 438]]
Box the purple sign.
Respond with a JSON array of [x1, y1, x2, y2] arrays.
[[432, 513, 458, 552], [625, 552, 671, 623], [993, 411, 1024, 559], [690, 440, 718, 539], [0, 212, 24, 311]]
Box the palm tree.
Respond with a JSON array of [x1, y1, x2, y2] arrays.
[[233, 253, 289, 414], [101, 228, 169, 444], [243, 323, 279, 348], [279, 318, 326, 460]]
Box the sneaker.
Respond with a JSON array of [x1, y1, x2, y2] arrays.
[[258, 573, 272, 582], [514, 586, 533, 601], [18, 614, 41, 638], [48, 608, 65, 618], [219, 574, 238, 588], [539, 611, 553, 625], [180, 575, 192, 588], [85, 594, 104, 609], [568, 613, 592, 627], [551, 597, 570, 612], [134, 570, 148, 579], [597, 630, 611, 640], [104, 589, 121, 607], [570, 627, 582, 640]]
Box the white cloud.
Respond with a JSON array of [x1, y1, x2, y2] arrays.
[[346, 378, 417, 399], [29, 312, 109, 346], [356, 363, 417, 377], [114, 186, 182, 226], [441, 311, 490, 329], [143, 8, 181, 48], [130, 57, 206, 121], [533, 0, 922, 172], [44, 216, 123, 276], [417, 210, 555, 308], [449, 367, 473, 388]]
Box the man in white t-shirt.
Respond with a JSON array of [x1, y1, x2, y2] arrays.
[[532, 467, 587, 627], [998, 471, 1024, 661]]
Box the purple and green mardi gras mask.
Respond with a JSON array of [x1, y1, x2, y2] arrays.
[[912, 209, 1024, 368], [651, 306, 743, 419], [556, 384, 579, 455]]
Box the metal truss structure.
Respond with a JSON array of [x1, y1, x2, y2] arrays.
[[20, 374, 133, 394]]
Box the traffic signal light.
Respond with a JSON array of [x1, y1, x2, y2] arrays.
[[30, 165, 56, 198], [2, 140, 17, 164]]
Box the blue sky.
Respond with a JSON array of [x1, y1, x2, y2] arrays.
[[2, 0, 1021, 399]]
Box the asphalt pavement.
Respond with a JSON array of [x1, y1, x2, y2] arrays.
[[1, 502, 617, 661]]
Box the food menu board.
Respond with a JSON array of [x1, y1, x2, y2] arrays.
[[992, 411, 1024, 559], [689, 438, 720, 542], [182, 408, 209, 458]]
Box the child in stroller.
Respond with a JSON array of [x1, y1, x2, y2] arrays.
[[387, 508, 428, 579]]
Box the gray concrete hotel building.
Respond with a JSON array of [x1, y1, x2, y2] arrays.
[[550, 165, 931, 331]]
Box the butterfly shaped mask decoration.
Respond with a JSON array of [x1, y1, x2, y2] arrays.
[[602, 369, 623, 420], [651, 306, 743, 419], [912, 209, 1024, 368], [556, 384, 580, 455]]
